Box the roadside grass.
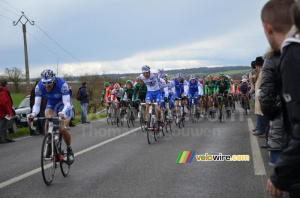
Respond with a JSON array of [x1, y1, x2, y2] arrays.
[[8, 113, 106, 139], [11, 94, 26, 107]]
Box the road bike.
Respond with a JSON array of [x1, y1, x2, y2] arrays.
[[31, 117, 70, 186]]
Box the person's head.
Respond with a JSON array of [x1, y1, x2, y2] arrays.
[[139, 78, 145, 86], [255, 56, 264, 70], [41, 69, 56, 92], [177, 73, 183, 82], [104, 82, 109, 88], [0, 80, 8, 88], [114, 83, 120, 90], [219, 73, 225, 82], [251, 61, 256, 70], [242, 78, 247, 85], [109, 81, 114, 89], [142, 65, 150, 79], [207, 75, 213, 82], [261, 0, 294, 50], [291, 1, 300, 31], [190, 75, 196, 83], [199, 79, 204, 84], [126, 80, 132, 89], [82, 82, 87, 88], [161, 73, 168, 82]]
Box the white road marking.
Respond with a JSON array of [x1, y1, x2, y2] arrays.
[[247, 118, 266, 175], [0, 127, 140, 189], [14, 136, 33, 141]]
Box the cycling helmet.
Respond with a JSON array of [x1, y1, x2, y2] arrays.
[[114, 83, 120, 90], [41, 69, 55, 81], [242, 75, 247, 79], [242, 78, 247, 83], [126, 80, 132, 85], [109, 81, 114, 85], [199, 79, 204, 84], [139, 78, 144, 82], [104, 82, 109, 87], [142, 65, 150, 73], [177, 73, 183, 78], [219, 73, 225, 78], [190, 75, 196, 80], [207, 74, 213, 79], [161, 73, 168, 80]]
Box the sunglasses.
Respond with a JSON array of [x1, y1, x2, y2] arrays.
[[42, 80, 54, 85]]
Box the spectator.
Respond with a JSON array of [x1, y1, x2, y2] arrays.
[[30, 81, 47, 135], [68, 86, 76, 127], [261, 0, 300, 197], [253, 57, 265, 137], [80, 82, 90, 124], [0, 80, 15, 143], [258, 48, 283, 162]]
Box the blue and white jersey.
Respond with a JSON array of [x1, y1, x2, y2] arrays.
[[167, 80, 175, 96], [33, 77, 71, 118], [188, 78, 203, 96], [35, 77, 70, 103], [173, 78, 188, 96], [139, 69, 163, 92]]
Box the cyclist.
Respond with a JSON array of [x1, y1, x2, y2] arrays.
[[239, 78, 250, 109], [204, 75, 217, 113], [226, 75, 236, 112], [101, 82, 109, 104], [139, 65, 163, 127], [105, 81, 115, 118], [174, 73, 188, 125], [27, 69, 74, 165], [111, 83, 123, 116], [214, 73, 231, 111], [188, 75, 204, 118], [133, 78, 147, 118], [160, 74, 169, 109]]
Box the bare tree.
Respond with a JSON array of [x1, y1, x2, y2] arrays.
[[62, 73, 74, 81], [4, 67, 24, 93]]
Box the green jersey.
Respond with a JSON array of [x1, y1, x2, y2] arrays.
[[204, 80, 216, 95], [121, 87, 135, 101], [214, 79, 231, 94], [133, 83, 147, 101]]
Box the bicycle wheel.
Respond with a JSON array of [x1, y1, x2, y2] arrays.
[[219, 105, 223, 123], [59, 134, 70, 177], [140, 116, 146, 132], [41, 133, 55, 185], [146, 120, 156, 144], [127, 108, 131, 128], [111, 108, 115, 125], [130, 111, 135, 127], [181, 116, 185, 127]]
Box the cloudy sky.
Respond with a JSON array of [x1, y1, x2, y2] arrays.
[[0, 0, 269, 77]]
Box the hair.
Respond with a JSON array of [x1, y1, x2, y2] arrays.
[[251, 61, 256, 69], [82, 82, 87, 86], [261, 0, 294, 33], [291, 2, 300, 31], [0, 80, 8, 87]]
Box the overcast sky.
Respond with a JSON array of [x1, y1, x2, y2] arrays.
[[0, 0, 269, 77]]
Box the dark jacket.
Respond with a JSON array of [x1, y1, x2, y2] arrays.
[[80, 86, 89, 104], [0, 86, 13, 118], [30, 85, 47, 110], [258, 50, 283, 151], [270, 36, 300, 192]]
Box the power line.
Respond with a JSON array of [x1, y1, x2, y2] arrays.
[[0, 13, 14, 22], [0, 5, 20, 16], [35, 24, 82, 64], [0, 0, 22, 13]]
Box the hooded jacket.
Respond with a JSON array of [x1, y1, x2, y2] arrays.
[[0, 86, 13, 118], [258, 49, 283, 151], [270, 28, 300, 192]]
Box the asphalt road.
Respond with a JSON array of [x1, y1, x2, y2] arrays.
[[0, 106, 275, 198]]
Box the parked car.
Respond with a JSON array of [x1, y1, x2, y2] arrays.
[[15, 96, 76, 127], [7, 108, 18, 134], [15, 95, 31, 126]]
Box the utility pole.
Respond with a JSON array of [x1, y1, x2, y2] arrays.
[[13, 12, 34, 94]]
